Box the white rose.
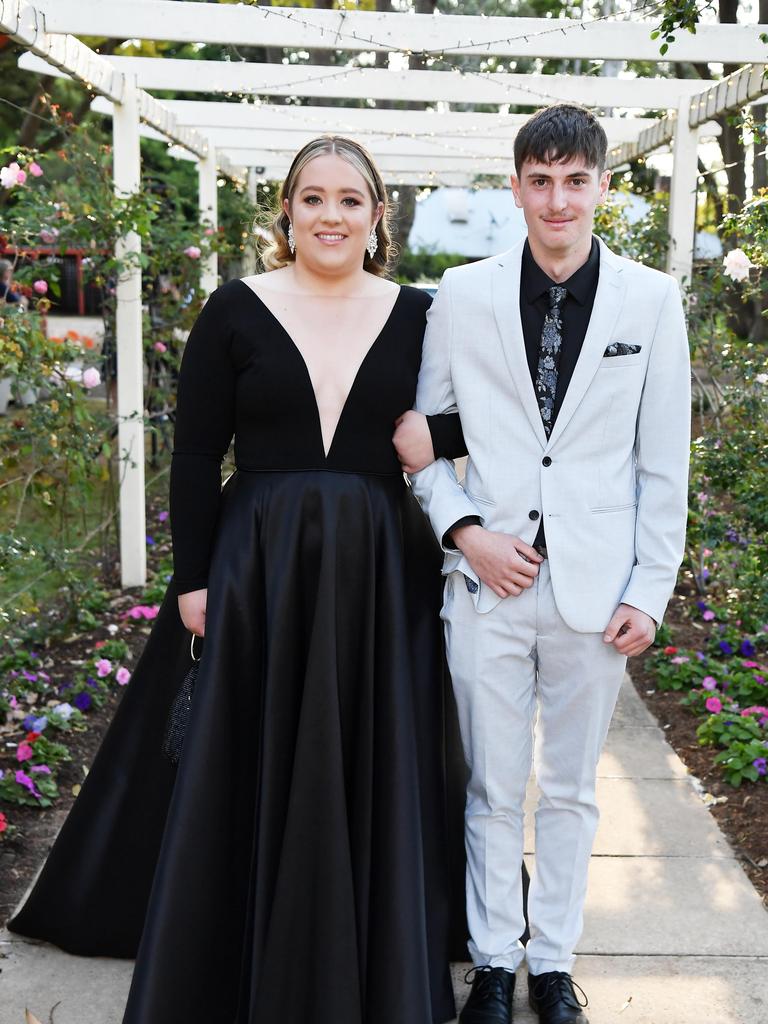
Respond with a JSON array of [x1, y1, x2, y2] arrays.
[[722, 248, 754, 283]]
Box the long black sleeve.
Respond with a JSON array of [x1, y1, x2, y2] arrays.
[[426, 413, 467, 460], [170, 289, 236, 594]]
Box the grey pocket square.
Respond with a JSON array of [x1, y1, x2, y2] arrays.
[[464, 574, 479, 594], [604, 342, 642, 357]]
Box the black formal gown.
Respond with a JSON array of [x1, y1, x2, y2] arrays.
[[9, 281, 469, 1024]]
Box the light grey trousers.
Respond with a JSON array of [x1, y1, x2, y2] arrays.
[[442, 559, 627, 974]]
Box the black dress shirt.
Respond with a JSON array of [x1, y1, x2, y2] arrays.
[[446, 237, 600, 550]]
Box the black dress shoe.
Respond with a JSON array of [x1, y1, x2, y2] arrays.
[[527, 971, 589, 1024], [459, 966, 516, 1024]]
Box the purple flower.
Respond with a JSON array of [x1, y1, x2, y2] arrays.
[[702, 610, 716, 622], [30, 764, 51, 774], [86, 676, 99, 688], [740, 639, 756, 658], [22, 713, 38, 731], [157, 510, 169, 523], [695, 651, 707, 662], [718, 641, 734, 656], [74, 691, 92, 712], [15, 769, 41, 800], [146, 535, 155, 546], [22, 669, 38, 682], [697, 600, 709, 611], [702, 676, 718, 691], [753, 758, 767, 777]]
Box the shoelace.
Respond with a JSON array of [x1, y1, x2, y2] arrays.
[[464, 965, 513, 996], [531, 972, 589, 1009]]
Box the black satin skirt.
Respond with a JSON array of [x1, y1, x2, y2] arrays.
[[10, 469, 468, 1024]]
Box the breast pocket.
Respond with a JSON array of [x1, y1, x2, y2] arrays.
[[599, 353, 644, 369]]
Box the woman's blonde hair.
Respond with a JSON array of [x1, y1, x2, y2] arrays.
[[260, 136, 394, 277]]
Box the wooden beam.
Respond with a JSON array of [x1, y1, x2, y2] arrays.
[[35, 1, 768, 64], [608, 62, 768, 167], [0, 0, 211, 158], [18, 51, 711, 110]]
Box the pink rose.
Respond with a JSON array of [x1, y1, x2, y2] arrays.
[[81, 367, 101, 389], [184, 245, 201, 259], [153, 341, 167, 353], [0, 162, 25, 188], [33, 280, 48, 294], [705, 696, 723, 714], [116, 667, 131, 686], [28, 162, 43, 177], [95, 658, 112, 677]]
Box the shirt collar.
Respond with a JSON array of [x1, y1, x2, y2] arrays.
[[522, 236, 599, 307]]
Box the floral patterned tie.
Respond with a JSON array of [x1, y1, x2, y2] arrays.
[[536, 285, 567, 437]]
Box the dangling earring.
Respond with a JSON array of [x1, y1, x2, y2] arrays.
[[287, 222, 296, 255], [366, 226, 378, 260]]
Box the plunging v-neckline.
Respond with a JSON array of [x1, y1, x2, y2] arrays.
[[237, 280, 403, 460]]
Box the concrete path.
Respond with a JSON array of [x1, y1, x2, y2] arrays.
[[2, 675, 768, 1023]]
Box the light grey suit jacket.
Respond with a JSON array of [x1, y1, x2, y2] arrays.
[[410, 237, 691, 633]]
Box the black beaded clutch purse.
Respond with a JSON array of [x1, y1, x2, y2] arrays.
[[162, 634, 202, 767]]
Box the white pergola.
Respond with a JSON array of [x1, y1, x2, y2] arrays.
[[1, 0, 766, 587]]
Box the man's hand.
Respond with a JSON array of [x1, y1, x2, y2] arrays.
[[178, 588, 207, 636], [603, 603, 656, 657], [393, 410, 435, 474], [453, 525, 543, 598]]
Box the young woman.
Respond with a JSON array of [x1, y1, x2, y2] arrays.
[[10, 136, 467, 1024]]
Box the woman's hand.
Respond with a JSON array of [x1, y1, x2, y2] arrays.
[[178, 588, 207, 636], [393, 410, 436, 474]]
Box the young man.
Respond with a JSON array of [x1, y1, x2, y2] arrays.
[[404, 104, 691, 1023]]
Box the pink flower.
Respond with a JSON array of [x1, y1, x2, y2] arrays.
[[81, 367, 101, 389], [742, 660, 760, 669], [670, 656, 689, 664], [184, 245, 201, 259], [95, 658, 112, 677], [39, 227, 59, 243], [702, 610, 715, 621], [0, 162, 26, 188], [153, 341, 167, 353], [705, 696, 723, 714], [30, 764, 51, 774], [33, 280, 48, 294], [157, 510, 169, 523], [16, 741, 34, 763], [28, 162, 43, 177], [125, 604, 160, 620], [204, 227, 215, 236], [116, 666, 131, 686], [701, 676, 718, 691]]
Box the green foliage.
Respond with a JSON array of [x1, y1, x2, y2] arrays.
[[396, 248, 469, 283], [593, 191, 669, 271]]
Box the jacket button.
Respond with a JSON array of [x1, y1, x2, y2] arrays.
[[542, 456, 552, 467], [529, 510, 540, 520]]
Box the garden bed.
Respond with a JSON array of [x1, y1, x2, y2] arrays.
[[632, 608, 768, 908]]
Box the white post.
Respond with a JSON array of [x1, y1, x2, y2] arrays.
[[198, 148, 219, 294], [242, 167, 259, 277], [666, 98, 699, 287], [113, 76, 147, 589]]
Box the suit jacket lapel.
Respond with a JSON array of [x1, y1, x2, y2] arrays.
[[546, 239, 626, 450], [492, 241, 548, 449]]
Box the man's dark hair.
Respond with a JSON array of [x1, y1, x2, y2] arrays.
[[514, 104, 608, 174]]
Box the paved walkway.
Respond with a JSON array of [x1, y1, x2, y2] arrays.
[[2, 675, 768, 1023]]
